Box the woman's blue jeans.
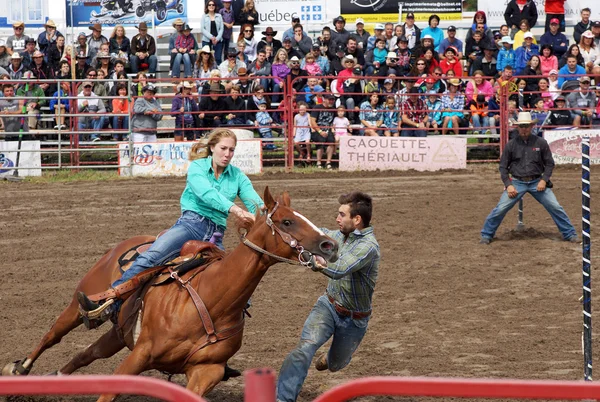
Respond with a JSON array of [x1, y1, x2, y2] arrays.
[[276, 294, 369, 402], [481, 178, 576, 240], [112, 211, 225, 288], [472, 114, 490, 134], [172, 53, 193, 78]]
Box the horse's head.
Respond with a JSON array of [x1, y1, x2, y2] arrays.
[[244, 187, 338, 269]]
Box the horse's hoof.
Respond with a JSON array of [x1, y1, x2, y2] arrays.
[[2, 361, 19, 376]]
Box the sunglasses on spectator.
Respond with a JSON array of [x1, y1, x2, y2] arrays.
[[417, 62, 426, 65], [15, 27, 23, 30], [208, 3, 215, 6], [88, 73, 97, 77], [291, 61, 299, 64], [434, 72, 442, 76], [244, 30, 252, 33], [266, 33, 274, 36], [389, 59, 398, 62]]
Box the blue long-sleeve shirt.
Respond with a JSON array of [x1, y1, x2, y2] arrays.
[[557, 64, 586, 88], [180, 157, 263, 228], [496, 48, 516, 72], [421, 26, 445, 52]]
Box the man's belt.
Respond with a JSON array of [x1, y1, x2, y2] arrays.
[[327, 293, 371, 320], [512, 175, 541, 182]]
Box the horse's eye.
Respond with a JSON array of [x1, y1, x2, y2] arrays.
[[282, 220, 293, 227]]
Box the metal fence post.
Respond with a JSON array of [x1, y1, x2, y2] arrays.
[[127, 76, 134, 177]]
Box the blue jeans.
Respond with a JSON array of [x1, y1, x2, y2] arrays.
[[112, 211, 225, 288], [129, 54, 158, 74], [78, 116, 106, 140], [112, 116, 129, 140], [481, 179, 576, 240], [472, 114, 490, 134], [203, 41, 224, 65], [401, 129, 427, 137], [172, 53, 193, 78], [277, 294, 369, 402]]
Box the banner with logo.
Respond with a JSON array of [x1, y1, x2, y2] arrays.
[[0, 141, 42, 177], [339, 136, 466, 171], [545, 130, 600, 165], [255, 0, 329, 27], [341, 0, 462, 24], [118, 140, 262, 176], [65, 0, 187, 27], [478, 0, 597, 27]]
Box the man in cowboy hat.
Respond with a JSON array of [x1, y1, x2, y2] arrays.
[[130, 22, 158, 74], [258, 27, 281, 54], [169, 18, 186, 55], [480, 111, 578, 244], [131, 84, 162, 142], [37, 20, 62, 55], [331, 15, 350, 49], [6, 21, 29, 55], [87, 23, 108, 61]]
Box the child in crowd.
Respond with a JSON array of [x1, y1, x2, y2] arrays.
[[333, 106, 352, 140], [111, 84, 130, 140], [381, 78, 396, 97], [303, 53, 322, 76], [381, 96, 399, 136], [299, 77, 324, 106], [497, 36, 516, 72], [530, 97, 549, 137], [487, 91, 499, 135], [507, 99, 520, 138], [255, 100, 276, 150], [425, 90, 442, 134], [293, 102, 312, 162], [363, 75, 380, 94], [469, 94, 490, 134]]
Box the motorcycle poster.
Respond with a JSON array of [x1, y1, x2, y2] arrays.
[[66, 0, 186, 27]]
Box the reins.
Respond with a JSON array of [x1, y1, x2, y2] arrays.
[[240, 202, 316, 269]]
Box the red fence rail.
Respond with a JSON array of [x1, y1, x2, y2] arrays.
[[313, 376, 600, 401], [0, 375, 206, 402]]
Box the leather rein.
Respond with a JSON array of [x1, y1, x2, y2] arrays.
[[241, 202, 317, 269]]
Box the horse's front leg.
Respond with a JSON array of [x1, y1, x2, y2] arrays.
[[186, 363, 226, 396]]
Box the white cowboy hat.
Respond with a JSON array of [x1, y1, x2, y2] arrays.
[[386, 51, 398, 59], [199, 45, 213, 54], [182, 81, 194, 89], [516, 111, 534, 125]]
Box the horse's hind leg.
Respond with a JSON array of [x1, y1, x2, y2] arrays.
[[59, 325, 126, 375], [3, 298, 82, 376]]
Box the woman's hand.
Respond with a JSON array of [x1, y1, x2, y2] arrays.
[[230, 205, 255, 222]]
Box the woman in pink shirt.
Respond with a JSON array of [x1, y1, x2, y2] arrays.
[[465, 70, 493, 103], [539, 44, 558, 75]]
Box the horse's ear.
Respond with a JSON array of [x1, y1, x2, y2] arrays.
[[281, 191, 291, 207], [263, 186, 275, 210]]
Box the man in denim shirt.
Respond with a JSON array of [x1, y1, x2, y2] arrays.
[[277, 192, 380, 402]]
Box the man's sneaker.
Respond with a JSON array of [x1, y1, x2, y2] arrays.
[[479, 237, 491, 245], [53, 125, 59, 130], [77, 291, 101, 312], [314, 354, 328, 371], [567, 236, 580, 243]]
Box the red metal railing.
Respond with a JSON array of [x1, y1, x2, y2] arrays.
[[0, 375, 206, 402]]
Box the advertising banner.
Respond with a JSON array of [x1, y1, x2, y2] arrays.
[[477, 0, 597, 27], [545, 130, 600, 165], [339, 136, 466, 171], [65, 0, 187, 27], [118, 140, 263, 176], [0, 141, 42, 177], [255, 0, 329, 27], [341, 0, 462, 24]]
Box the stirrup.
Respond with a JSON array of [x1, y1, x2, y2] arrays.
[[78, 298, 115, 320]]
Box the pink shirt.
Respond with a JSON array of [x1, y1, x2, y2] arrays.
[[465, 80, 494, 103], [540, 55, 558, 75]]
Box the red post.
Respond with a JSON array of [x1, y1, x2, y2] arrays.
[[285, 75, 294, 172], [244, 367, 276, 402], [499, 84, 509, 156]]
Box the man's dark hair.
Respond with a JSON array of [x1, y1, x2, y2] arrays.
[[582, 7, 591, 13], [339, 192, 373, 227], [567, 54, 578, 60], [347, 35, 357, 44]]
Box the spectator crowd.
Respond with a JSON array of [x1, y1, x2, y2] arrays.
[[1, 3, 600, 166]]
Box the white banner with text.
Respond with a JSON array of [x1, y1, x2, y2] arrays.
[[0, 141, 42, 177], [545, 130, 600, 165], [118, 140, 262, 176], [339, 136, 466, 171], [477, 0, 596, 27]]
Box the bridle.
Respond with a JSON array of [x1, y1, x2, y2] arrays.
[[240, 202, 317, 268]]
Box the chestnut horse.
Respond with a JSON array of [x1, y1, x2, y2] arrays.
[[2, 187, 338, 400]]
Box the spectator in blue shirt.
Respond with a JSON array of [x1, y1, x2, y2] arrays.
[[557, 54, 586, 88], [438, 25, 464, 60], [421, 15, 444, 52], [539, 18, 569, 59]]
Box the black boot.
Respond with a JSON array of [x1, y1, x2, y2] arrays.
[[222, 364, 242, 381], [77, 291, 101, 312]]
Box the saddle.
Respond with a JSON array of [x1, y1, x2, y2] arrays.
[[81, 240, 225, 320]]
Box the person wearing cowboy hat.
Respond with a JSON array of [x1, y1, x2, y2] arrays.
[[331, 16, 350, 50], [131, 84, 162, 142], [29, 49, 56, 96], [37, 20, 62, 55], [87, 23, 108, 61], [8, 52, 25, 80], [168, 18, 186, 56], [172, 24, 197, 78], [201, 0, 225, 64], [6, 21, 29, 56], [75, 51, 90, 80], [130, 22, 158, 74], [257, 27, 282, 55], [171, 81, 199, 141], [480, 111, 578, 244], [199, 82, 226, 129]]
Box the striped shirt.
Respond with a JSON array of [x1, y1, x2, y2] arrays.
[[322, 226, 380, 314]]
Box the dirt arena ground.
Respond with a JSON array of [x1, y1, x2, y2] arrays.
[[0, 165, 594, 401]]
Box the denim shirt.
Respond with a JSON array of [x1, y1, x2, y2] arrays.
[[180, 157, 263, 227], [201, 14, 224, 42]]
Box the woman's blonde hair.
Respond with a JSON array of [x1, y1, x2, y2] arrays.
[[189, 128, 238, 161], [110, 25, 125, 39]]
